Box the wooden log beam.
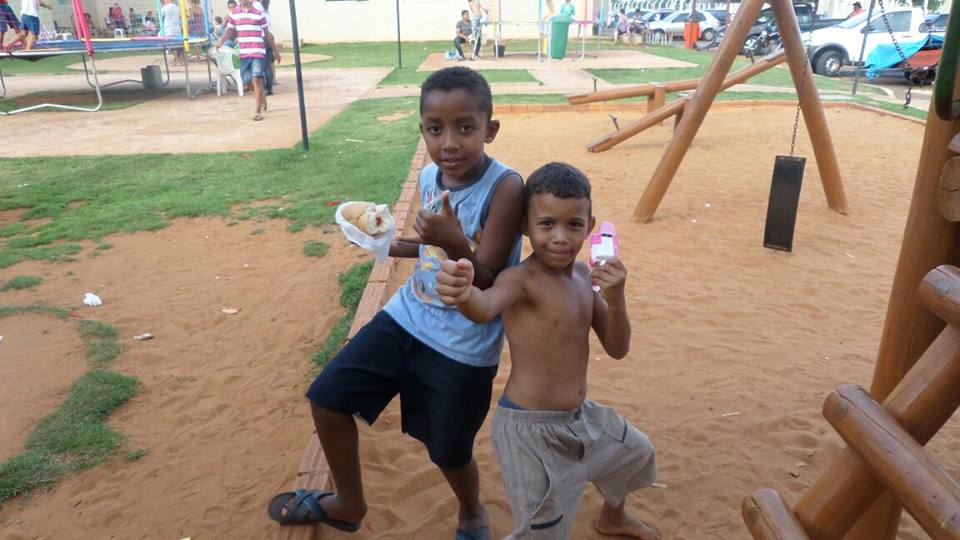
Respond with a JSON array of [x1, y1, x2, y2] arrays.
[[742, 489, 812, 540], [568, 79, 700, 105], [586, 49, 784, 154], [823, 384, 960, 540], [629, 0, 769, 221], [588, 97, 689, 152], [794, 325, 960, 538], [918, 265, 960, 328], [769, 0, 847, 216]]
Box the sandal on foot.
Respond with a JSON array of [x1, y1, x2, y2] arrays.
[[456, 526, 491, 540], [267, 489, 361, 531], [253, 112, 263, 121]]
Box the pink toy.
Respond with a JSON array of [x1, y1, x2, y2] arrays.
[[589, 221, 619, 291]]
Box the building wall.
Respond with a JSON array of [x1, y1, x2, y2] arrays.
[[268, 0, 573, 45]]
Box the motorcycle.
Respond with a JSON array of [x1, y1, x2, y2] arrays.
[[742, 20, 783, 57]]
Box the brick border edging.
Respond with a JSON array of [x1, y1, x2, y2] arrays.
[[273, 139, 428, 540], [493, 99, 927, 125]]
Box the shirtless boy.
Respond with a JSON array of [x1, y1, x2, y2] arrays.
[[437, 162, 659, 540]]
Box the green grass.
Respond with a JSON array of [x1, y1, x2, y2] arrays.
[[0, 302, 69, 319], [299, 40, 545, 87], [0, 370, 139, 503], [78, 319, 122, 367], [588, 46, 886, 96], [0, 97, 423, 269], [381, 68, 539, 87], [313, 261, 373, 367], [0, 50, 155, 76], [0, 92, 158, 113], [1, 275, 41, 291], [0, 303, 133, 504], [95, 243, 112, 250], [302, 239, 330, 258]]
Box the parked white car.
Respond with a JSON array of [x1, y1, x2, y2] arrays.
[[805, 7, 936, 75], [648, 10, 721, 41]]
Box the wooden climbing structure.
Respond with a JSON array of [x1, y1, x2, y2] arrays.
[[742, 7, 960, 539]]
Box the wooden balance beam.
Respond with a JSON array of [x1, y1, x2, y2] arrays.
[[567, 78, 701, 106], [586, 50, 787, 153]]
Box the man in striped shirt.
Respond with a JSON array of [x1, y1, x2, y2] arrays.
[[216, 0, 280, 121]]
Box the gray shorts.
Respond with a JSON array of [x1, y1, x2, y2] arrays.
[[491, 400, 656, 539]]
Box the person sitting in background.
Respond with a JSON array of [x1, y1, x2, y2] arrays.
[[629, 8, 647, 45], [108, 2, 125, 30], [454, 9, 474, 61]]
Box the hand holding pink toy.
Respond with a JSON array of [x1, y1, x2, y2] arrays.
[[589, 221, 619, 292]]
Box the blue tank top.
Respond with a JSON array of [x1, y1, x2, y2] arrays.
[[384, 157, 522, 367]]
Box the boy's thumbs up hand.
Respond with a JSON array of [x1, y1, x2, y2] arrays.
[[398, 190, 465, 251], [436, 258, 474, 305]]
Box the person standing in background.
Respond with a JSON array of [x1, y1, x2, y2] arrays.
[[252, 0, 274, 94], [161, 0, 184, 63]]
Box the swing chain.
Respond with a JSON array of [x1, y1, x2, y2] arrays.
[[876, 0, 912, 108], [790, 33, 812, 157]]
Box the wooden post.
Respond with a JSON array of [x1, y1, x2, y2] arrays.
[[845, 91, 960, 540], [823, 385, 960, 540], [769, 0, 848, 216], [674, 103, 685, 132], [793, 325, 960, 538], [568, 79, 699, 105], [648, 84, 667, 113], [630, 0, 768, 222]]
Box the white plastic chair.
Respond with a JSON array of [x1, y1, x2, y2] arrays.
[[210, 46, 243, 97]]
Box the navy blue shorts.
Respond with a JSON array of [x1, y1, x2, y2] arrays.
[[20, 14, 39, 35], [307, 311, 498, 469], [0, 4, 20, 32]]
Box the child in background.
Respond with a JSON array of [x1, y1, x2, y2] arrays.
[[267, 67, 524, 540], [615, 8, 629, 44], [215, 0, 280, 121], [437, 162, 660, 540], [4, 0, 50, 51], [0, 0, 21, 50]]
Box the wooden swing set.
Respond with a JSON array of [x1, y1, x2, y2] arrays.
[[569, 0, 849, 223]]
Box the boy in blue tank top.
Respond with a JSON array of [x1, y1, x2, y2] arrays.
[[268, 67, 523, 540]]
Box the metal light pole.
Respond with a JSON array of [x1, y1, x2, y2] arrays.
[[288, 0, 309, 150], [395, 0, 402, 68], [851, 0, 876, 96]]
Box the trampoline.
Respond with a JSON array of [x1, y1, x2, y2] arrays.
[[0, 0, 213, 115]]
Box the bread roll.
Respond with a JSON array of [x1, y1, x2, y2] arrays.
[[341, 202, 394, 236]]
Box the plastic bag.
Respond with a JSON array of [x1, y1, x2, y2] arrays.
[[83, 292, 103, 306], [335, 202, 396, 263]]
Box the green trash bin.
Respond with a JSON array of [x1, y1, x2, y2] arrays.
[[548, 14, 574, 59]]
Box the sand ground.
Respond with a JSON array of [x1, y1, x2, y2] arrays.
[[417, 49, 696, 71], [0, 104, 946, 539]]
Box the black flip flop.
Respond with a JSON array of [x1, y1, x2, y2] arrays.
[[267, 489, 361, 532], [456, 525, 491, 540]]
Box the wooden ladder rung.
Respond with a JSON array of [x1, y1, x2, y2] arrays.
[[823, 384, 960, 540], [918, 265, 960, 328], [742, 489, 811, 540]]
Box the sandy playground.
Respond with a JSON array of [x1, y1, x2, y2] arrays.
[[1, 101, 953, 539]]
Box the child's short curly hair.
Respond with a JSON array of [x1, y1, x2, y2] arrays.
[[523, 162, 592, 218], [420, 67, 493, 120]]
